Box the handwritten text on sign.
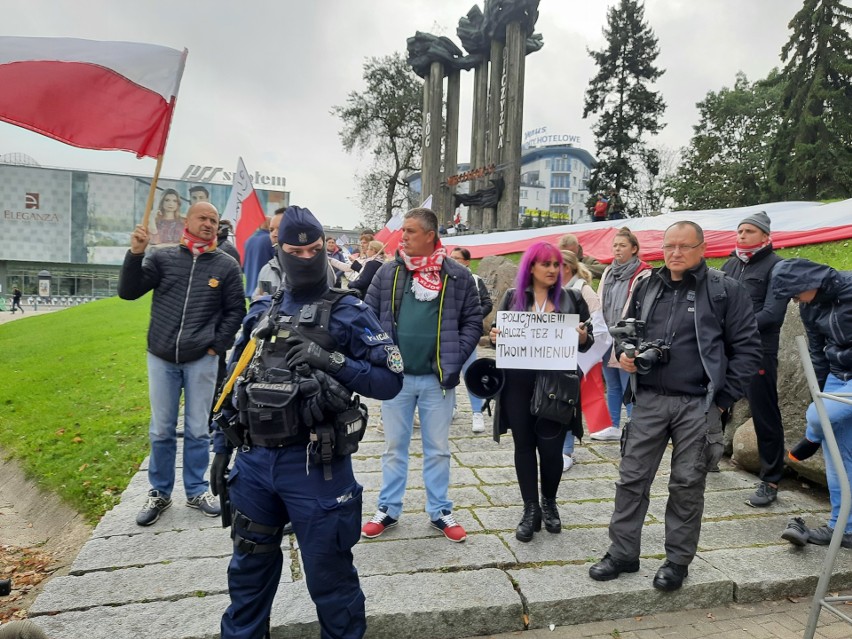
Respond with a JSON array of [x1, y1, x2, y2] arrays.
[[495, 311, 579, 370]]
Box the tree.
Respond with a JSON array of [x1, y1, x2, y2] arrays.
[[332, 53, 423, 225], [666, 72, 783, 210], [632, 144, 679, 216], [768, 0, 852, 201], [583, 0, 666, 210]]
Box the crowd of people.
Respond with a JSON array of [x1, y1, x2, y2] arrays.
[[114, 202, 850, 638]]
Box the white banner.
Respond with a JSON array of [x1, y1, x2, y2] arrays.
[[495, 311, 579, 370]]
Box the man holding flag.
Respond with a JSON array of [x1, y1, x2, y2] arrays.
[[119, 202, 246, 526]]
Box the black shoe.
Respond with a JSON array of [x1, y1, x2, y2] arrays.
[[807, 525, 852, 548], [541, 497, 561, 533], [746, 482, 778, 508], [781, 517, 809, 546], [788, 437, 821, 462], [588, 553, 640, 581], [136, 489, 172, 526], [653, 560, 689, 591], [515, 502, 542, 542]]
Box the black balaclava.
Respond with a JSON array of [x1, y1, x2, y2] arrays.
[[277, 206, 329, 295]]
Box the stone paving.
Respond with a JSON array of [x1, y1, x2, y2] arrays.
[[27, 370, 852, 639]]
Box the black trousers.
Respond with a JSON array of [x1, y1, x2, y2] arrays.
[[502, 370, 567, 503], [746, 351, 785, 485]]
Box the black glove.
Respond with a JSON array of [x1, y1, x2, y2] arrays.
[[314, 370, 352, 413], [210, 452, 231, 497], [284, 333, 332, 372], [297, 373, 325, 428]]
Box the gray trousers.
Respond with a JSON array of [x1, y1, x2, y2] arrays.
[[607, 388, 724, 566]]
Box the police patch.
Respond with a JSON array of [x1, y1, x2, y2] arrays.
[[385, 345, 404, 373]]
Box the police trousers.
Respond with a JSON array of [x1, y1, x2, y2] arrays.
[[221, 445, 365, 639], [607, 388, 724, 566]]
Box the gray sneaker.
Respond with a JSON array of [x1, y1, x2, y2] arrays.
[[746, 482, 778, 507], [136, 489, 172, 526], [186, 491, 221, 517]]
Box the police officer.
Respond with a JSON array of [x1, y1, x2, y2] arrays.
[[589, 221, 761, 592], [211, 206, 404, 639]]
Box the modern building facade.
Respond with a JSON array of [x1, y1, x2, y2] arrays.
[[0, 158, 288, 301]]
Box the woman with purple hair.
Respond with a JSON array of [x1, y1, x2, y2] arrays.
[[489, 242, 594, 542]]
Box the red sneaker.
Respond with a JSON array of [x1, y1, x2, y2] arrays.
[[361, 506, 398, 539], [430, 510, 467, 542]]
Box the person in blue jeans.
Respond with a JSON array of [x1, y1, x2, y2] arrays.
[[361, 207, 482, 543], [119, 202, 246, 526], [774, 259, 852, 548], [450, 247, 493, 434], [593, 228, 651, 441]]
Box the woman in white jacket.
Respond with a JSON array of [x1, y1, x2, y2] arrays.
[[560, 251, 613, 470]]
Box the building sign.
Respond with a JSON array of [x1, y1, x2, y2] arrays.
[[446, 163, 497, 187], [179, 164, 286, 189], [522, 127, 581, 149]]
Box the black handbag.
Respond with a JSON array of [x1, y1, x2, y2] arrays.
[[530, 370, 580, 423]]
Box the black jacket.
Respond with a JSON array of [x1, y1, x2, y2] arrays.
[[773, 259, 852, 384], [491, 287, 593, 443], [118, 246, 246, 363], [721, 245, 786, 354], [626, 261, 762, 410]]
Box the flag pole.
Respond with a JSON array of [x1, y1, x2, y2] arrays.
[[140, 154, 165, 233]]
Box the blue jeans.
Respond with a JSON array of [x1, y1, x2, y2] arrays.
[[459, 349, 483, 413], [562, 435, 575, 456], [602, 362, 632, 428], [378, 374, 455, 520], [146, 352, 218, 499], [804, 374, 852, 533]]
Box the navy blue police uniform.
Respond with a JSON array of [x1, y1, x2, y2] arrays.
[[213, 207, 403, 639]]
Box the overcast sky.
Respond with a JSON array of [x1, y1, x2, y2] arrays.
[[1, 0, 804, 227]]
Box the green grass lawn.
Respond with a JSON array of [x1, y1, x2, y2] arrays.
[[0, 296, 152, 523]]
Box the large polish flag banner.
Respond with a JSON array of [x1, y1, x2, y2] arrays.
[[0, 37, 187, 159], [443, 199, 852, 261], [222, 157, 267, 264]]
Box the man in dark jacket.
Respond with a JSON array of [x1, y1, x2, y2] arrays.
[[774, 259, 852, 548], [589, 221, 761, 591], [119, 202, 246, 526], [216, 219, 242, 264], [361, 208, 483, 542], [450, 247, 493, 433], [721, 211, 788, 507], [242, 219, 274, 298], [558, 234, 606, 279]]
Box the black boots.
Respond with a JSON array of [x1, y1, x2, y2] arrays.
[[541, 497, 561, 533], [515, 502, 542, 542]]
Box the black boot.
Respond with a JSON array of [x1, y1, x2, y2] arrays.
[[541, 497, 561, 533], [515, 502, 542, 542]]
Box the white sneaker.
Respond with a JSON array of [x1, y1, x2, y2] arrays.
[[562, 454, 574, 472], [471, 412, 485, 433], [590, 426, 621, 441]]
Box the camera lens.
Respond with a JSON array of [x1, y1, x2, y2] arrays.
[[635, 348, 661, 374]]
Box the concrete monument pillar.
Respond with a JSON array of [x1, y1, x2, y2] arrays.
[[496, 21, 526, 230]]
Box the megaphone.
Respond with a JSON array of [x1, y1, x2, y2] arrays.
[[464, 357, 505, 400]]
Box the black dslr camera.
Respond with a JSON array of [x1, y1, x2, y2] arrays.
[[609, 319, 670, 375]]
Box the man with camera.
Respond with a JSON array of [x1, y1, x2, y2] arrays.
[[589, 221, 761, 591]]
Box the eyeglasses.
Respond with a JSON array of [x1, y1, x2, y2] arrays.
[[661, 242, 704, 253]]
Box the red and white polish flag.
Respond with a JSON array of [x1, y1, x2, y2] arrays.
[[0, 36, 187, 159], [222, 157, 267, 264], [375, 195, 433, 254]]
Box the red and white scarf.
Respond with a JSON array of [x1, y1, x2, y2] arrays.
[[735, 238, 771, 264], [180, 228, 218, 256], [400, 241, 446, 301]]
